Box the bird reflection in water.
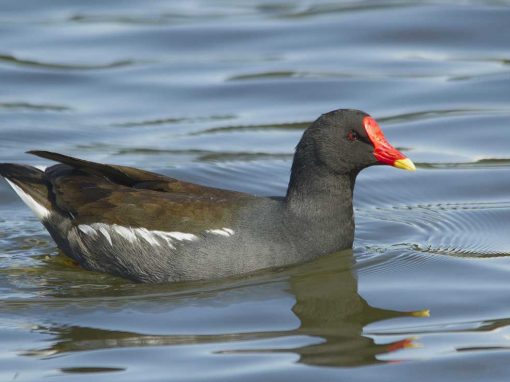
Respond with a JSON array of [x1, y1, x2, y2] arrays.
[[24, 250, 428, 367]]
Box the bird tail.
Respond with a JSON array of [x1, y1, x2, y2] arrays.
[[0, 163, 51, 220]]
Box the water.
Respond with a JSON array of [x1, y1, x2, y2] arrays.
[[1, 0, 510, 380]]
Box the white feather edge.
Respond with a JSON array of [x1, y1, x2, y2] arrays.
[[75, 223, 235, 247], [205, 228, 235, 237], [76, 223, 201, 248], [5, 179, 51, 220]]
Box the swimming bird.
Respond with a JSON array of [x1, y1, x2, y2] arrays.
[[0, 109, 415, 283]]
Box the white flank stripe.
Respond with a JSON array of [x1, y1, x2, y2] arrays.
[[167, 232, 198, 241], [5, 179, 51, 220], [135, 228, 161, 246], [74, 222, 199, 249], [97, 225, 113, 246], [206, 228, 235, 237], [152, 231, 176, 249], [113, 225, 137, 243], [78, 225, 97, 237]]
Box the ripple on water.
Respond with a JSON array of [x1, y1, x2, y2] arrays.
[[358, 201, 510, 259], [354, 165, 510, 281], [355, 203, 510, 292], [0, 54, 141, 71]]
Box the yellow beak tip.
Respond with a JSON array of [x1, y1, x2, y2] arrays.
[[411, 309, 430, 318], [394, 158, 416, 171]]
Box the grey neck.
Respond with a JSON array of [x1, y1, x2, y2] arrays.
[[284, 160, 357, 253], [285, 165, 355, 218]]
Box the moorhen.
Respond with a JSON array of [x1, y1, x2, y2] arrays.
[[0, 109, 415, 282]]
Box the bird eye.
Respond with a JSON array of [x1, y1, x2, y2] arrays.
[[347, 131, 359, 142]]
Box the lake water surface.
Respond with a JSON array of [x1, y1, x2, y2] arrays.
[[1, 1, 510, 381]]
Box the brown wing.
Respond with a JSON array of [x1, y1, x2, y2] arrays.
[[30, 151, 253, 232]]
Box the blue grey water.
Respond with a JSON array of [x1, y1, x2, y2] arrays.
[[1, 1, 510, 380]]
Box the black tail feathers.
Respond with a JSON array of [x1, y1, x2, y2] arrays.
[[0, 163, 44, 182], [0, 163, 51, 212]]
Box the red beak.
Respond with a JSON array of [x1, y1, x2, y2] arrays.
[[363, 116, 416, 171]]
